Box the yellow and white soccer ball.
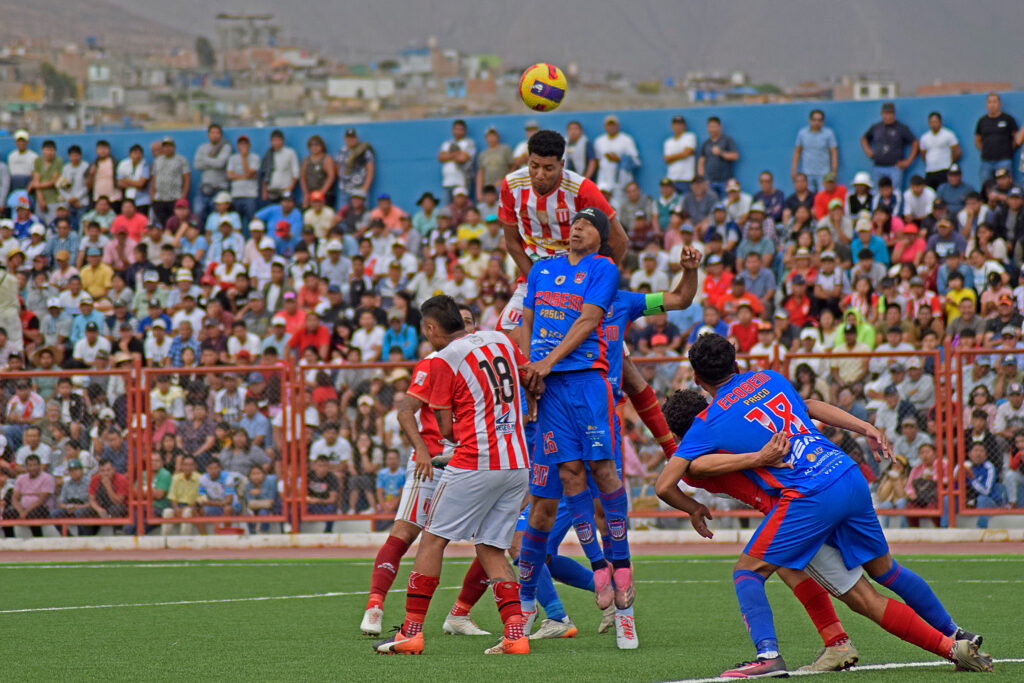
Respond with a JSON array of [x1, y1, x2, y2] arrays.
[[519, 63, 567, 112]]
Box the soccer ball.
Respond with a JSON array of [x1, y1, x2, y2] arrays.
[[519, 63, 567, 112]]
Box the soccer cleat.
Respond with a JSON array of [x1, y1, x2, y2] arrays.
[[593, 565, 614, 609], [598, 604, 616, 634], [797, 639, 858, 671], [951, 639, 994, 672], [612, 565, 635, 609], [442, 614, 491, 636], [720, 656, 789, 678], [955, 627, 983, 648], [614, 613, 639, 650], [373, 629, 424, 655], [529, 617, 578, 640], [360, 606, 383, 636], [483, 636, 530, 654]]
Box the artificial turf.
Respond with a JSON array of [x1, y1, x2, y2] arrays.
[[1, 554, 1020, 681]]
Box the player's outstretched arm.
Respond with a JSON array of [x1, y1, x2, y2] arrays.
[[608, 216, 629, 264], [687, 432, 792, 478], [660, 246, 703, 311], [396, 392, 435, 482], [805, 399, 893, 462], [654, 458, 714, 539]]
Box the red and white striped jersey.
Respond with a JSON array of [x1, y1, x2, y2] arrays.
[[405, 353, 446, 458], [424, 331, 530, 471], [498, 167, 615, 261]]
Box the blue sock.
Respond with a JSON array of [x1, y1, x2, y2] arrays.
[[565, 490, 606, 569], [537, 564, 567, 621], [872, 561, 958, 636], [518, 524, 549, 603], [602, 536, 613, 563], [733, 570, 779, 658], [548, 554, 595, 592], [598, 486, 630, 567]]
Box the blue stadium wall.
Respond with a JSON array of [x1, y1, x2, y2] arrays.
[[4, 91, 1022, 212]]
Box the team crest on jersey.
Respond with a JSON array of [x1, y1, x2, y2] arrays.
[[555, 207, 571, 223], [495, 409, 515, 435], [608, 517, 627, 541], [574, 272, 586, 284], [536, 210, 549, 224], [555, 275, 566, 285], [414, 371, 427, 386]]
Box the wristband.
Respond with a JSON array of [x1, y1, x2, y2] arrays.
[[644, 291, 666, 315]]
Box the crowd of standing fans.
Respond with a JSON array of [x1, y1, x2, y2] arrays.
[[1, 93, 1023, 534]]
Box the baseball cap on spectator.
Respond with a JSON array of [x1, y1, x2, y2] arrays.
[[79, 294, 94, 305], [906, 357, 923, 369], [902, 223, 919, 234], [1001, 325, 1018, 337], [659, 177, 674, 187], [14, 129, 29, 141], [774, 309, 789, 319], [883, 384, 899, 396], [995, 168, 1010, 178], [855, 219, 872, 233], [725, 179, 741, 192], [799, 327, 818, 340], [453, 187, 469, 197], [485, 213, 499, 223], [176, 270, 193, 282], [791, 273, 806, 285], [7, 245, 24, 261], [279, 190, 293, 200], [1009, 188, 1024, 199], [604, 114, 619, 124], [282, 291, 296, 300], [143, 270, 159, 283], [350, 189, 367, 199], [999, 294, 1014, 306], [712, 203, 726, 212], [309, 190, 325, 202], [85, 322, 99, 332], [249, 219, 266, 233], [890, 362, 905, 373], [86, 246, 102, 256], [794, 248, 811, 259], [326, 239, 343, 252], [881, 102, 896, 113], [641, 252, 657, 261], [524, 119, 540, 130], [843, 323, 857, 335], [248, 372, 264, 384], [344, 127, 358, 137], [827, 198, 842, 210], [275, 220, 291, 237], [213, 191, 232, 205], [757, 321, 773, 331], [820, 250, 836, 261], [748, 201, 766, 215], [1009, 383, 1024, 395], [46, 297, 62, 309], [147, 297, 162, 309], [327, 284, 341, 294], [932, 197, 947, 209], [29, 223, 46, 237], [174, 198, 189, 209], [152, 319, 167, 330], [948, 163, 962, 174], [99, 407, 116, 420], [357, 395, 374, 407], [271, 315, 287, 327], [823, 171, 837, 183], [909, 276, 924, 287], [387, 368, 411, 384], [852, 171, 872, 187], [706, 254, 723, 266], [680, 223, 694, 233], [112, 352, 133, 366], [259, 238, 275, 251]]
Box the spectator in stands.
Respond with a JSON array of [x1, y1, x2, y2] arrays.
[[697, 116, 738, 198], [151, 137, 191, 228], [196, 457, 237, 530], [306, 454, 340, 514], [1, 453, 53, 537], [812, 172, 847, 220], [300, 135, 337, 210], [260, 130, 300, 203], [87, 456, 128, 525], [919, 111, 961, 190], [963, 441, 1005, 528], [681, 175, 718, 238], [752, 171, 785, 224], [437, 120, 476, 203], [792, 109, 838, 192], [163, 454, 200, 535], [594, 114, 641, 205], [193, 124, 231, 225], [663, 114, 697, 194], [993, 188, 1024, 248], [219, 428, 271, 478], [975, 93, 1019, 185], [935, 163, 973, 217], [902, 175, 937, 223], [225, 135, 260, 231], [861, 102, 918, 190]]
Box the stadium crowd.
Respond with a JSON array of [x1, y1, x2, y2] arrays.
[[1, 93, 1024, 534]]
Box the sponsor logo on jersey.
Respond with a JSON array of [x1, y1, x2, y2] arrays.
[[414, 371, 427, 386], [575, 272, 586, 284], [495, 409, 515, 435]]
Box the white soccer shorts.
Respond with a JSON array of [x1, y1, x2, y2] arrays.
[[423, 466, 529, 549], [805, 542, 864, 597]]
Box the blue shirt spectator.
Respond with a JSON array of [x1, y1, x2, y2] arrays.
[[168, 333, 201, 367], [935, 166, 975, 215], [238, 409, 273, 451], [382, 319, 418, 360], [793, 112, 838, 191], [69, 309, 106, 344]]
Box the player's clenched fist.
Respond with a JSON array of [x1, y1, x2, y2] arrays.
[[678, 245, 703, 270]]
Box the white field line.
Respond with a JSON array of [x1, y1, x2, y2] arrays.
[[0, 585, 461, 615], [665, 658, 1024, 683]]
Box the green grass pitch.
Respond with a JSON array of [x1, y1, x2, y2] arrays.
[[1, 554, 1021, 681]]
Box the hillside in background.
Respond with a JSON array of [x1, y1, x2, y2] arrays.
[[0, 0, 189, 51]]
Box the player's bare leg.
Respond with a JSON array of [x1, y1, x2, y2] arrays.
[[362, 520, 420, 635], [776, 567, 858, 671]]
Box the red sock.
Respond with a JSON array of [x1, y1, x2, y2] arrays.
[[493, 580, 524, 640], [402, 571, 439, 637], [879, 598, 955, 660], [451, 558, 490, 616], [367, 535, 410, 609], [628, 385, 677, 460], [792, 578, 848, 647]]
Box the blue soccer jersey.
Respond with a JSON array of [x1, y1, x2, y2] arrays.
[[604, 290, 664, 399], [524, 252, 618, 373], [673, 369, 856, 496]]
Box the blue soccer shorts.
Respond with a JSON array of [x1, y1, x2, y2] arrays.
[[530, 370, 615, 500], [744, 468, 889, 571]]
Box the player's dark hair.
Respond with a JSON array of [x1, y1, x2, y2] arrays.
[[688, 333, 736, 385], [421, 295, 466, 334], [527, 130, 566, 160], [663, 389, 709, 439]]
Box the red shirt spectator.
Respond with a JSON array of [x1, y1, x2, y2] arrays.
[[288, 318, 331, 359], [729, 317, 760, 351], [111, 210, 149, 242], [88, 470, 130, 499], [812, 176, 847, 219]]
